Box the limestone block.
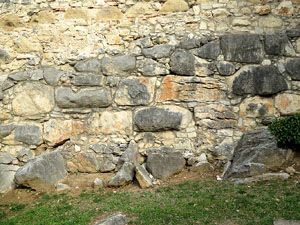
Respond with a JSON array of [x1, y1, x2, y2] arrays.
[[15, 38, 42, 53], [135, 164, 153, 188], [70, 74, 102, 86], [12, 82, 55, 116], [239, 97, 274, 118], [77, 152, 99, 173], [126, 2, 156, 17], [220, 34, 263, 63], [74, 58, 101, 73], [276, 1, 294, 17], [259, 16, 282, 28], [0, 153, 15, 164], [108, 162, 135, 186], [55, 87, 111, 108], [0, 14, 24, 30], [232, 18, 251, 27], [142, 59, 169, 76], [13, 124, 43, 145], [0, 165, 19, 193], [215, 61, 236, 76], [142, 44, 174, 59], [232, 66, 288, 96], [286, 58, 300, 80], [31, 11, 56, 24], [212, 9, 231, 17], [43, 68, 63, 86], [101, 55, 136, 76], [275, 93, 300, 115], [196, 41, 220, 60], [170, 49, 195, 75], [254, 5, 271, 15], [264, 34, 295, 56], [115, 77, 156, 106], [160, 0, 189, 13], [64, 8, 88, 20], [43, 119, 85, 146], [96, 6, 123, 22], [99, 111, 132, 135]]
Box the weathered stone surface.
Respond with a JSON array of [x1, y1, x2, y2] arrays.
[[223, 129, 293, 179], [126, 2, 156, 17], [0, 152, 15, 164], [142, 45, 174, 59], [274, 218, 300, 225], [96, 6, 123, 22], [276, 1, 294, 17], [215, 61, 235, 76], [134, 107, 183, 132], [146, 152, 186, 179], [15, 150, 67, 191], [0, 49, 10, 63], [0, 164, 19, 193], [115, 77, 155, 106], [264, 34, 295, 56], [93, 178, 103, 188], [101, 55, 136, 76], [239, 97, 274, 118], [74, 58, 101, 73], [160, 0, 189, 13], [190, 162, 214, 172], [275, 93, 300, 115], [31, 11, 56, 24], [212, 8, 231, 17], [220, 34, 263, 63], [232, 66, 288, 96], [196, 41, 220, 60], [170, 49, 195, 75], [0, 14, 23, 30], [179, 38, 208, 50], [0, 124, 14, 139], [71, 74, 102, 86], [95, 214, 127, 225], [43, 119, 85, 146], [98, 111, 132, 135], [286, 29, 300, 38], [98, 155, 116, 172], [30, 69, 43, 81], [56, 87, 111, 108], [108, 162, 135, 186], [254, 5, 271, 15], [117, 141, 139, 169], [286, 58, 300, 80], [142, 59, 169, 76], [15, 38, 41, 53], [64, 8, 88, 20], [259, 16, 282, 28], [12, 82, 55, 116], [43, 68, 63, 86], [17, 149, 33, 163], [136, 164, 153, 188], [14, 124, 42, 145], [77, 152, 99, 173], [8, 71, 30, 81]]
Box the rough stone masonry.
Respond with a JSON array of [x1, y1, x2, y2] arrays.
[[0, 0, 300, 192]]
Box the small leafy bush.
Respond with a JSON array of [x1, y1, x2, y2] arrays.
[[268, 114, 300, 151]]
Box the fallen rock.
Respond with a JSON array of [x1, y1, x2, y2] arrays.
[[108, 162, 135, 187], [93, 178, 103, 188], [223, 129, 293, 179], [56, 183, 70, 191], [146, 152, 186, 179], [117, 140, 139, 170], [135, 164, 153, 188], [95, 214, 127, 225], [14, 150, 67, 191], [0, 164, 19, 193]]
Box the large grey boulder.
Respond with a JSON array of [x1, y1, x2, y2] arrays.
[[74, 58, 102, 73], [134, 107, 183, 132], [223, 129, 293, 179], [108, 162, 135, 187], [196, 41, 221, 59], [14, 150, 67, 191], [220, 34, 263, 63], [101, 55, 136, 76], [56, 87, 111, 108], [0, 164, 19, 193], [170, 49, 195, 75], [142, 44, 174, 59], [264, 34, 295, 56], [146, 152, 186, 179], [232, 66, 288, 96], [43, 68, 63, 86], [95, 214, 127, 225], [286, 58, 300, 81], [14, 125, 43, 145]]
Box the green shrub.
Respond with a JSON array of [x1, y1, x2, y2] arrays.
[[268, 114, 300, 151]]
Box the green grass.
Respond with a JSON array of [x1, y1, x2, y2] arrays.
[[0, 178, 299, 225]]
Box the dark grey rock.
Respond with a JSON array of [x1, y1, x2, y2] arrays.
[[0, 164, 19, 193], [14, 125, 42, 145], [74, 58, 101, 73], [142, 58, 168, 76], [0, 49, 10, 63], [286, 58, 300, 81], [43, 68, 63, 86], [215, 61, 236, 76], [8, 71, 30, 81], [220, 34, 263, 63], [196, 41, 220, 59], [134, 107, 183, 132], [70, 74, 102, 86], [117, 141, 138, 170], [108, 162, 135, 186], [232, 66, 288, 96], [264, 34, 294, 56], [55, 87, 111, 108], [0, 124, 14, 138], [0, 153, 15, 164], [146, 152, 186, 179], [223, 129, 293, 179], [101, 55, 136, 76], [170, 49, 195, 75], [15, 150, 67, 191], [179, 38, 209, 50], [95, 214, 127, 225], [286, 29, 300, 38], [142, 45, 174, 59]]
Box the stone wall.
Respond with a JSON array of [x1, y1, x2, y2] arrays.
[[1, 0, 300, 174]]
